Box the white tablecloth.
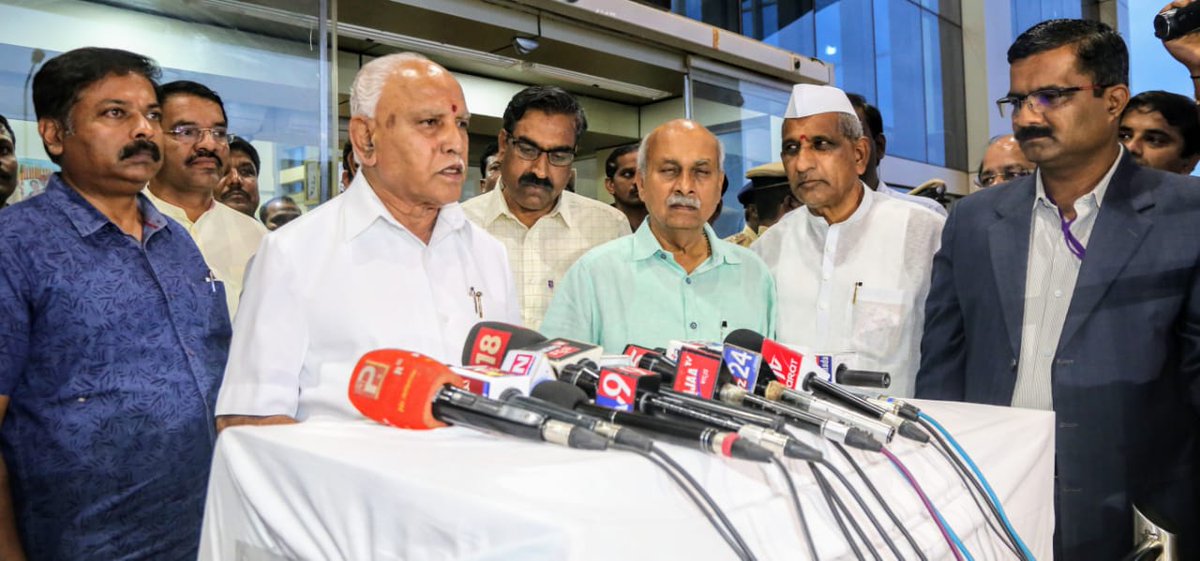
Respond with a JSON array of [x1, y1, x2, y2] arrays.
[[199, 399, 1054, 560]]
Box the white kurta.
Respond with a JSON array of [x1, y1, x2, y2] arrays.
[[144, 189, 267, 319], [751, 184, 945, 396], [215, 173, 520, 421]]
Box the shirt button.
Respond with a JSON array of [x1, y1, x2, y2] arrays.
[[689, 322, 698, 329], [822, 271, 831, 281], [1053, 289, 1063, 298], [1042, 350, 1053, 358], [77, 397, 87, 403], [658, 253, 667, 260], [819, 302, 828, 311], [685, 278, 693, 285]]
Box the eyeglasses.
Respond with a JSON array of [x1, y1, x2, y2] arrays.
[[166, 125, 230, 145], [975, 167, 1034, 188], [995, 85, 1109, 118], [507, 136, 575, 167]]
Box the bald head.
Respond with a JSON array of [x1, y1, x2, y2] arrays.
[[348, 52, 469, 207], [637, 119, 726, 233], [977, 134, 1034, 189]]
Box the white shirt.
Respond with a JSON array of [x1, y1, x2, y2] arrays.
[[751, 184, 945, 396], [877, 180, 948, 217], [144, 189, 267, 319], [1011, 150, 1119, 410], [461, 184, 631, 329], [215, 173, 520, 421]]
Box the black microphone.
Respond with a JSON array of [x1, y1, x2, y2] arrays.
[[804, 374, 928, 443], [503, 393, 654, 452], [532, 381, 775, 462]]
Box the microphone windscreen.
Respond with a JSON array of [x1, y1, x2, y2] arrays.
[[723, 328, 765, 352], [349, 349, 464, 429], [460, 321, 547, 366], [530, 380, 590, 410]]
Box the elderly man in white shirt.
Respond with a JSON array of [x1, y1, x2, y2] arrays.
[[215, 53, 519, 427], [462, 86, 630, 330], [145, 80, 266, 319], [752, 85, 944, 397]]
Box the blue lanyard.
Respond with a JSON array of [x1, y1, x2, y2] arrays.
[[1043, 192, 1086, 260]]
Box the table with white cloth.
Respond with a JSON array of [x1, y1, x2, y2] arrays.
[[199, 400, 1054, 561]]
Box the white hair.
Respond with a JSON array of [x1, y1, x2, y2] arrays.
[[349, 52, 431, 118], [637, 122, 726, 176]]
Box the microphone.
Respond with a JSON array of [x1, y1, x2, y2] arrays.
[[532, 380, 774, 463], [502, 392, 654, 452], [724, 329, 927, 442], [725, 329, 891, 390], [718, 384, 882, 452], [763, 381, 895, 444], [461, 322, 546, 367], [349, 349, 607, 450]]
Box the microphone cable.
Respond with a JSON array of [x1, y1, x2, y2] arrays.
[[815, 458, 907, 561], [615, 443, 758, 561], [810, 462, 874, 561], [881, 448, 965, 561], [831, 442, 928, 561], [925, 429, 1022, 558], [771, 457, 819, 560], [918, 412, 1034, 561]]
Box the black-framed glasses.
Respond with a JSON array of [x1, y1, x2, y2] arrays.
[[166, 125, 230, 145], [995, 85, 1109, 118], [507, 136, 575, 167], [975, 166, 1034, 188]]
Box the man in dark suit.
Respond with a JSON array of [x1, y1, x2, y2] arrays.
[[916, 19, 1200, 559]]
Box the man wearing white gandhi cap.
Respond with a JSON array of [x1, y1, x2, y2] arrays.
[[750, 84, 945, 396]]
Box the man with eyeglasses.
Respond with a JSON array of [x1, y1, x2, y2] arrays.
[[462, 85, 630, 329], [917, 19, 1200, 559], [146, 81, 266, 319], [216, 137, 263, 216], [973, 134, 1035, 190]]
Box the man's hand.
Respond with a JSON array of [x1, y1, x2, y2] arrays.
[[1162, 1, 1200, 74], [215, 414, 298, 433]]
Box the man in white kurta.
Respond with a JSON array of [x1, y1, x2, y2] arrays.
[[215, 53, 519, 425], [752, 85, 944, 396]]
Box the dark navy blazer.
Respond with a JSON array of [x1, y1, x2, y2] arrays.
[[916, 154, 1200, 559]]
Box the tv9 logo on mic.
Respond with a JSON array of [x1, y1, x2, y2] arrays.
[[596, 367, 659, 412]]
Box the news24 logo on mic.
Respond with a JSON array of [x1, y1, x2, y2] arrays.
[[722, 345, 760, 390]]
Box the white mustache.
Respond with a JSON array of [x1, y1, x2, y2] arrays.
[[666, 194, 701, 209]]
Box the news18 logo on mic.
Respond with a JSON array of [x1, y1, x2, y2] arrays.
[[467, 327, 513, 367]]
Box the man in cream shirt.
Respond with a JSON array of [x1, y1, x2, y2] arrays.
[[145, 80, 266, 318], [752, 84, 944, 396], [462, 86, 630, 330], [215, 53, 519, 428]]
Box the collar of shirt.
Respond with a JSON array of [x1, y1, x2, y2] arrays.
[[630, 220, 740, 269], [142, 187, 216, 229], [342, 171, 467, 244], [46, 173, 169, 240], [482, 178, 574, 230], [803, 180, 875, 234], [1033, 146, 1123, 212]]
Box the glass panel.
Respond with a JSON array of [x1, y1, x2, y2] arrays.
[[921, 11, 945, 167], [1, 0, 332, 216], [815, 0, 876, 100], [689, 70, 793, 237], [874, 0, 927, 163], [1011, 0, 1082, 40], [758, 0, 817, 57]]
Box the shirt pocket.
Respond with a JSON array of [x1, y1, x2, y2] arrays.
[[850, 285, 905, 357]]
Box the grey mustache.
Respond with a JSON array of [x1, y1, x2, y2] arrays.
[[667, 194, 701, 209]]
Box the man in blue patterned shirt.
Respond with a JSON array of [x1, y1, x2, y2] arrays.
[[0, 47, 231, 560]]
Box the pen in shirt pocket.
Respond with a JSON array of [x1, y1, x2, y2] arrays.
[[852, 281, 862, 304], [720, 320, 729, 340], [470, 287, 484, 319], [204, 269, 218, 293], [547, 279, 555, 291]]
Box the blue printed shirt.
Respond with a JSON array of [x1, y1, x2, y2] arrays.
[[0, 175, 231, 560]]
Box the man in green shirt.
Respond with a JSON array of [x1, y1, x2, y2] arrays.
[[541, 119, 776, 352]]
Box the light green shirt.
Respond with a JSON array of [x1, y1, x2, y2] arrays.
[[541, 221, 777, 353]]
